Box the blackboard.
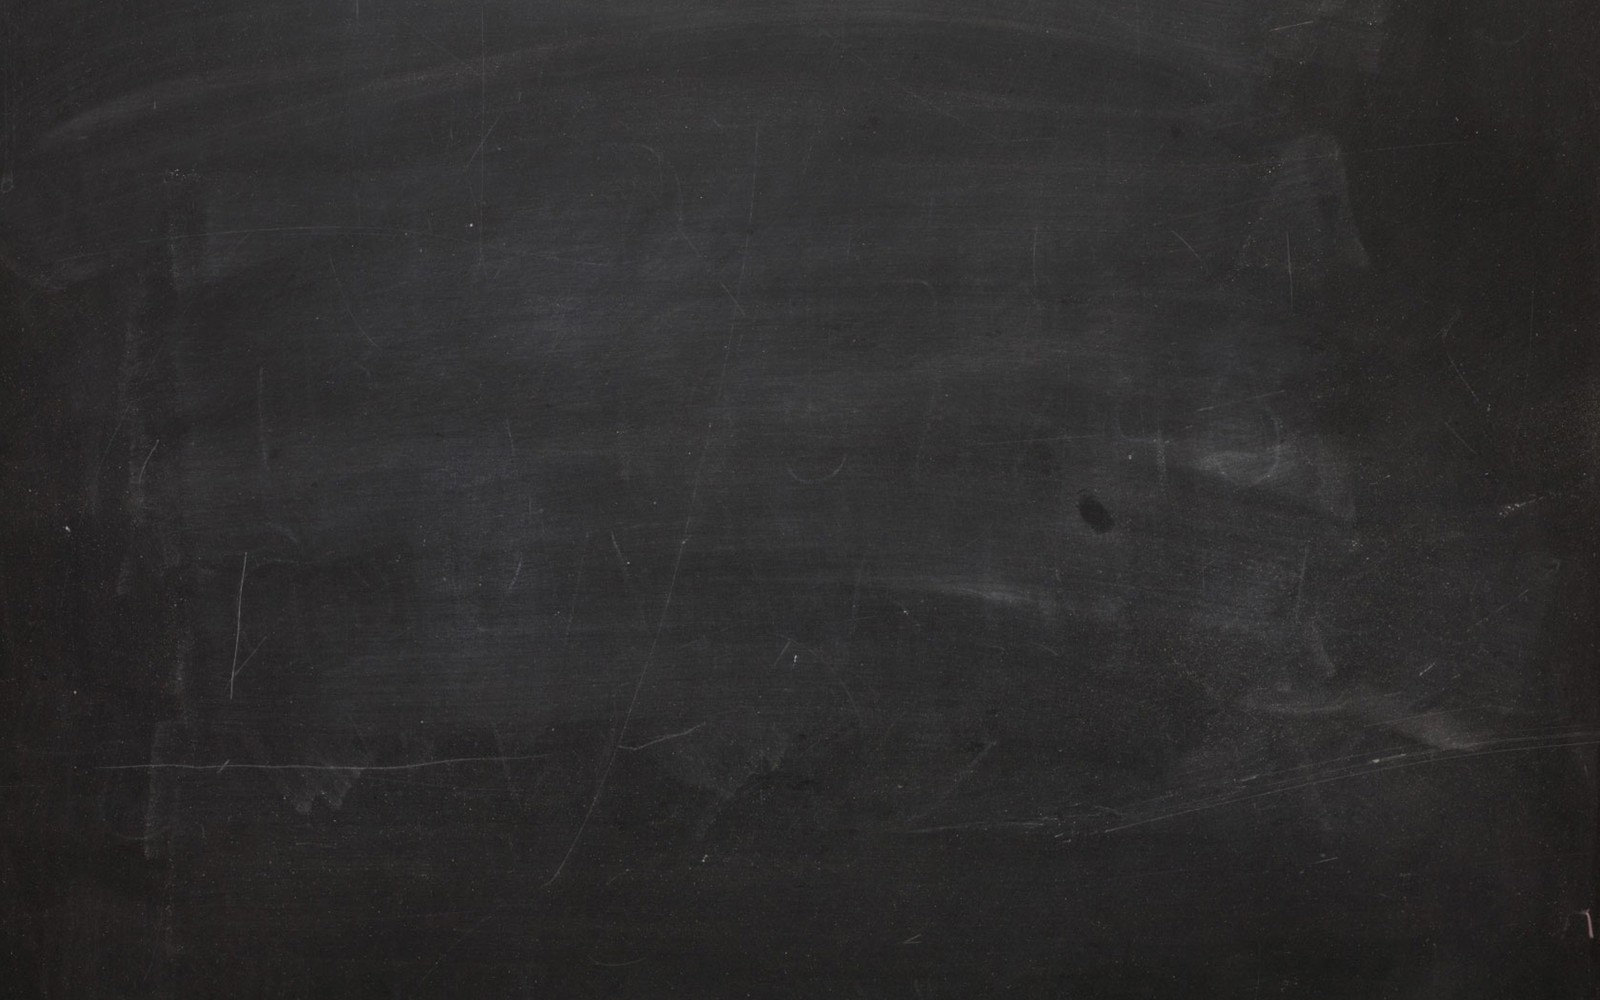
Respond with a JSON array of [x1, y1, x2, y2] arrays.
[[3, 1, 1596, 995]]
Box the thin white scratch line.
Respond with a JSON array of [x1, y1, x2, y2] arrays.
[[1356, 140, 1470, 153], [135, 439, 159, 484], [546, 137, 758, 884], [412, 903, 503, 994], [98, 755, 547, 773], [667, 160, 748, 318], [1439, 308, 1462, 340], [1103, 734, 1600, 834], [564, 532, 589, 644], [1466, 588, 1529, 631], [327, 254, 378, 348], [230, 634, 268, 689], [544, 530, 692, 887], [820, 28, 999, 140], [620, 722, 707, 752], [464, 110, 504, 171], [1443, 419, 1477, 454], [911, 742, 997, 821], [506, 557, 522, 596], [1193, 390, 1285, 413], [786, 454, 848, 484], [1171, 229, 1202, 263], [747, 125, 760, 227], [1292, 541, 1310, 621], [1446, 350, 1487, 410], [93, 407, 129, 476], [228, 552, 248, 699], [1285, 233, 1294, 310]]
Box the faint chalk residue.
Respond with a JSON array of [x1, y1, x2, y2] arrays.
[[1199, 410, 1291, 486], [650, 709, 792, 837], [1239, 678, 1479, 752], [1235, 134, 1371, 296], [1263, 0, 1391, 71], [1498, 496, 1543, 518]]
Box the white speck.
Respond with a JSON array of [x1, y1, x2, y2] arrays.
[[64, 525, 71, 534]]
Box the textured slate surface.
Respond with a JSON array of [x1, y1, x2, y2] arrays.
[[2, 1, 1596, 995]]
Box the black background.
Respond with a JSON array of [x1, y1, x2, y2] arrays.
[[2, 1, 1597, 996]]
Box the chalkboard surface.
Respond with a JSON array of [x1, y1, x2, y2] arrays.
[[3, 1, 1596, 996]]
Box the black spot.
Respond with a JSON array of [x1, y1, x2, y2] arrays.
[[1077, 492, 1115, 533]]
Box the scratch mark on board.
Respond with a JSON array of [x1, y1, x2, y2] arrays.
[[543, 163, 751, 883], [786, 454, 848, 484], [1285, 233, 1294, 310], [135, 439, 159, 484], [1443, 419, 1477, 455], [327, 254, 379, 348], [229, 635, 268, 693], [1465, 588, 1528, 632], [227, 552, 249, 699], [1446, 349, 1488, 411], [1031, 226, 1039, 291], [620, 722, 707, 752], [463, 111, 503, 171], [1291, 541, 1310, 620], [1100, 732, 1600, 834], [564, 532, 589, 645], [256, 368, 270, 474], [100, 755, 546, 773], [819, 29, 999, 141], [747, 124, 760, 227], [1171, 229, 1202, 264]]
